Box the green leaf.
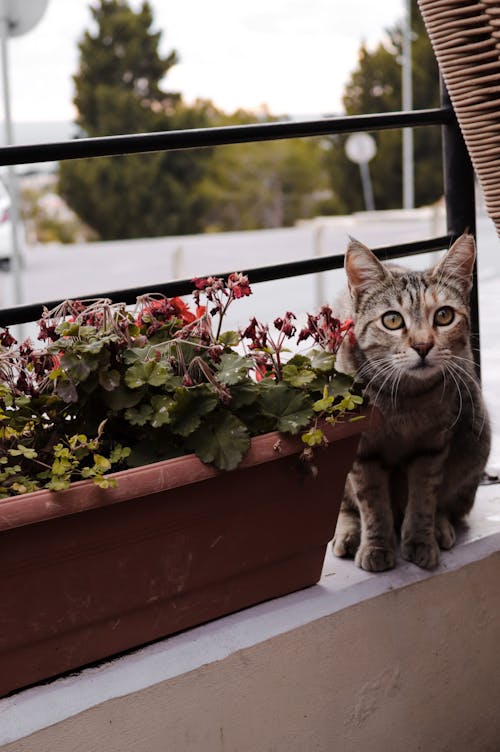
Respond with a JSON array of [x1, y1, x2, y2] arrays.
[[56, 322, 80, 337], [309, 349, 336, 373], [312, 394, 335, 412], [335, 392, 364, 411], [98, 368, 120, 391], [169, 387, 218, 437], [123, 347, 148, 365], [78, 325, 98, 338], [301, 428, 325, 447], [109, 445, 131, 463], [93, 454, 112, 472], [124, 362, 151, 389], [149, 395, 174, 428], [327, 372, 357, 397], [124, 360, 169, 389], [52, 457, 74, 476], [77, 339, 105, 354], [69, 434, 88, 448], [148, 363, 170, 387], [46, 478, 71, 491], [60, 352, 92, 381], [258, 383, 314, 434], [285, 354, 311, 368], [282, 364, 316, 388], [55, 378, 78, 403], [187, 411, 250, 470], [230, 382, 260, 409], [219, 330, 240, 347], [215, 352, 250, 385], [8, 444, 38, 459], [103, 384, 145, 410], [93, 476, 118, 489], [124, 403, 154, 426]]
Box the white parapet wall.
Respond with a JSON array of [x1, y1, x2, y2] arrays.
[[1, 487, 500, 752]]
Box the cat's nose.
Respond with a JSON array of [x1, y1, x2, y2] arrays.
[[412, 342, 433, 359]]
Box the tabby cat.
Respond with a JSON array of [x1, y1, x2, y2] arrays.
[[333, 233, 490, 572]]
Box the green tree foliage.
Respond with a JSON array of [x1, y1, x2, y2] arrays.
[[59, 0, 212, 239], [198, 110, 329, 231], [71, 0, 179, 137], [323, 0, 442, 213], [59, 1, 332, 239]]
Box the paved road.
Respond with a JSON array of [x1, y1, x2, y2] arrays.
[[1, 205, 499, 463], [2, 203, 496, 317]]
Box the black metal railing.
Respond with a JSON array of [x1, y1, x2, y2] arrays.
[[0, 87, 479, 372]]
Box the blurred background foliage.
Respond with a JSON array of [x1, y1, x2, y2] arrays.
[[57, 0, 441, 242]]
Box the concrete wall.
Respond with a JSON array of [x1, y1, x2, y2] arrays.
[[3, 549, 499, 752]]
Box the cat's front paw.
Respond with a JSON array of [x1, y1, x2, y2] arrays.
[[401, 538, 440, 569], [332, 530, 360, 558], [355, 543, 396, 572], [435, 514, 456, 550]]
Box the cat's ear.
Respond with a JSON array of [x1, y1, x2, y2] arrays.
[[431, 233, 476, 295], [345, 237, 388, 296]]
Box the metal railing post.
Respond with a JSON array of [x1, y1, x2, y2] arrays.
[[441, 80, 480, 376]]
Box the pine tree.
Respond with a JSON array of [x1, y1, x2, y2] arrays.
[[59, 0, 211, 239], [72, 0, 179, 137]]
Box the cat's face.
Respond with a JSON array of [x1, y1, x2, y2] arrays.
[[345, 234, 475, 385]]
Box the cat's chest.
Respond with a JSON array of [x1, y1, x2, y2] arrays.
[[360, 411, 449, 466]]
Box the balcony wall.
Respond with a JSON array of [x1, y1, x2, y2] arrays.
[[1, 488, 500, 752]]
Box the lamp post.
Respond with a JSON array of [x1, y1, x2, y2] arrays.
[[402, 0, 414, 209], [0, 0, 50, 306], [345, 132, 377, 212]]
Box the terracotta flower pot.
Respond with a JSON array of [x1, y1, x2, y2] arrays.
[[0, 407, 380, 697]]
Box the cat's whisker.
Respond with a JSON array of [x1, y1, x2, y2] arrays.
[[354, 358, 394, 392], [450, 353, 477, 369], [443, 364, 464, 430], [359, 361, 395, 396], [371, 364, 400, 408], [448, 357, 488, 436], [446, 360, 479, 431]]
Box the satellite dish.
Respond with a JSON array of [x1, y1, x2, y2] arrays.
[[1, 0, 50, 38]]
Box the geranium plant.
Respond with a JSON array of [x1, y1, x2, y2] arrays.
[[0, 273, 362, 498]]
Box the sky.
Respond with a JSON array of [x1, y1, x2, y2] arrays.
[[2, 0, 405, 132]]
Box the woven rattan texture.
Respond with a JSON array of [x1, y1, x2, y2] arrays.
[[418, 0, 500, 236]]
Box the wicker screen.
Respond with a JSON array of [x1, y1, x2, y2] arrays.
[[418, 0, 500, 236]]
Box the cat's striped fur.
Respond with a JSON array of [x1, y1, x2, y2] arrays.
[[334, 233, 490, 572]]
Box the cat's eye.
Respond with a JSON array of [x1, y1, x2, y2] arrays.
[[381, 311, 405, 330], [434, 306, 455, 327]]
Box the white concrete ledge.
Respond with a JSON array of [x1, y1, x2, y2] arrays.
[[1, 486, 500, 750]]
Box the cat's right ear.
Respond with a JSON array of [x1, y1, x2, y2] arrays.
[[345, 237, 387, 297]]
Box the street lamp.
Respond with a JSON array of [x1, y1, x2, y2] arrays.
[[345, 131, 377, 212], [401, 0, 414, 209]]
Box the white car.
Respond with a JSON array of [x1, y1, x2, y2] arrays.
[[0, 178, 12, 269]]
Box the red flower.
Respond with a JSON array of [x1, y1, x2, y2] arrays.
[[0, 328, 16, 347], [227, 272, 252, 299], [137, 297, 204, 330], [273, 312, 296, 338], [171, 297, 196, 324]]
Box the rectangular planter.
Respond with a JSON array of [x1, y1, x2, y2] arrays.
[[0, 407, 380, 697]]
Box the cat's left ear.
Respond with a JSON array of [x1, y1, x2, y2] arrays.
[[345, 236, 388, 297], [431, 233, 476, 295]]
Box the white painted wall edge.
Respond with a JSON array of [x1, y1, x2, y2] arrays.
[[1, 487, 499, 746]]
